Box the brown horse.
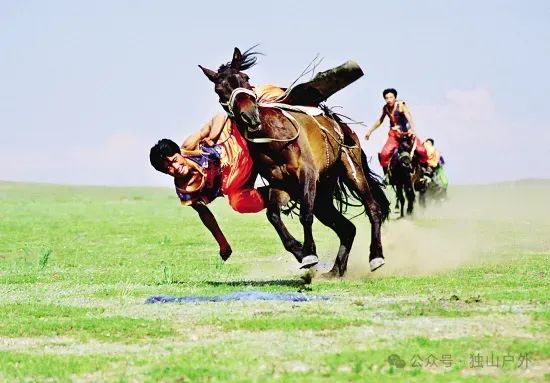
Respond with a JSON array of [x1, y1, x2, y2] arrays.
[[199, 47, 390, 276]]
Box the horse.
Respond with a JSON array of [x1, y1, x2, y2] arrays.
[[198, 47, 390, 276], [388, 133, 424, 217], [420, 166, 448, 205]]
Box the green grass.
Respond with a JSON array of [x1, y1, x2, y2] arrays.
[[0, 304, 175, 341], [0, 181, 549, 382], [0, 352, 124, 382]]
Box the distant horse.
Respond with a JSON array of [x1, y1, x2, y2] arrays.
[[388, 133, 425, 217], [199, 47, 390, 276], [420, 166, 448, 205]]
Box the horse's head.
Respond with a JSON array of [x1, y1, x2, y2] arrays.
[[397, 134, 414, 168], [199, 47, 262, 132]]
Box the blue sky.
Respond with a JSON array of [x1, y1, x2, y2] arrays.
[[1, 0, 549, 185]]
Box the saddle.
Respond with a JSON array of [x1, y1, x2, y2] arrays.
[[271, 61, 364, 145]]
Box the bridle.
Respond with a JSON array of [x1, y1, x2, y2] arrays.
[[219, 87, 257, 118], [219, 87, 302, 144]]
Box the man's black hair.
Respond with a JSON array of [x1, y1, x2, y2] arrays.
[[383, 88, 398, 98], [149, 139, 180, 173], [425, 138, 434, 145]]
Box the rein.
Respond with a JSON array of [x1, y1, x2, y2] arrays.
[[219, 87, 257, 118], [222, 89, 357, 149], [243, 109, 301, 144], [221, 87, 303, 144], [410, 136, 417, 158]]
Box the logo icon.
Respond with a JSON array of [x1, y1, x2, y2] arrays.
[[388, 354, 406, 368]]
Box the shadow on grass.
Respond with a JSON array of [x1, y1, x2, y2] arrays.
[[205, 279, 306, 288]]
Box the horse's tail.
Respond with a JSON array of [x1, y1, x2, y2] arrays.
[[360, 149, 390, 222]]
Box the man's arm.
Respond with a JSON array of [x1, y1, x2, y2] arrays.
[[365, 110, 386, 140], [191, 203, 232, 261], [401, 102, 416, 135], [181, 125, 212, 150], [181, 114, 228, 150]]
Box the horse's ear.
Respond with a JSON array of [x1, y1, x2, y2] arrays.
[[199, 65, 218, 83], [230, 47, 242, 70]]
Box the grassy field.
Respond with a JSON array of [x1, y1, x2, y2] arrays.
[[0, 180, 549, 382]]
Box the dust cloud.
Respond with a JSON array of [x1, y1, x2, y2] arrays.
[[346, 181, 550, 278]]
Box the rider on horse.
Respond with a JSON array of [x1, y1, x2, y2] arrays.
[[424, 137, 448, 189], [364, 88, 430, 182]]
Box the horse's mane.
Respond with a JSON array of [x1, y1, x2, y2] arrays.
[[218, 45, 262, 72]]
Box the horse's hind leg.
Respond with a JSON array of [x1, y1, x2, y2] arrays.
[[341, 152, 385, 272], [313, 184, 356, 277], [298, 167, 319, 266], [265, 189, 306, 264]]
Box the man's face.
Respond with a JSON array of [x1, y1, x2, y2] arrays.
[[163, 153, 191, 178], [384, 93, 396, 106]]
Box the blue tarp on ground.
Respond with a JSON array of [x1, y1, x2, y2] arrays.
[[145, 290, 330, 304]]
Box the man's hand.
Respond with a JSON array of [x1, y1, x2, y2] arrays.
[[203, 138, 216, 146], [192, 203, 232, 263], [219, 244, 232, 261]]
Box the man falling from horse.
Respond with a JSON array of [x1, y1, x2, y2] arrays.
[[149, 47, 389, 275], [149, 59, 367, 269], [149, 113, 267, 261]]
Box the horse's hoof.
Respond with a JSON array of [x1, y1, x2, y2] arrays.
[[370, 257, 385, 272], [300, 255, 319, 269]]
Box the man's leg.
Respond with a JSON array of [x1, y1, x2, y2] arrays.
[[379, 132, 399, 182], [227, 189, 265, 213]]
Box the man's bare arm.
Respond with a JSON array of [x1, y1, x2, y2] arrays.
[[181, 114, 228, 150], [181, 125, 211, 150], [191, 203, 232, 261]]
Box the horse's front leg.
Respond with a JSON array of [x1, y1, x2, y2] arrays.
[[405, 184, 415, 215], [396, 184, 405, 218], [265, 188, 305, 263]]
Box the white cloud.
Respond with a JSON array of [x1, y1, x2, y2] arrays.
[[412, 87, 549, 183]]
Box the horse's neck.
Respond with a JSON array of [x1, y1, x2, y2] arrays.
[[236, 107, 299, 139]]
